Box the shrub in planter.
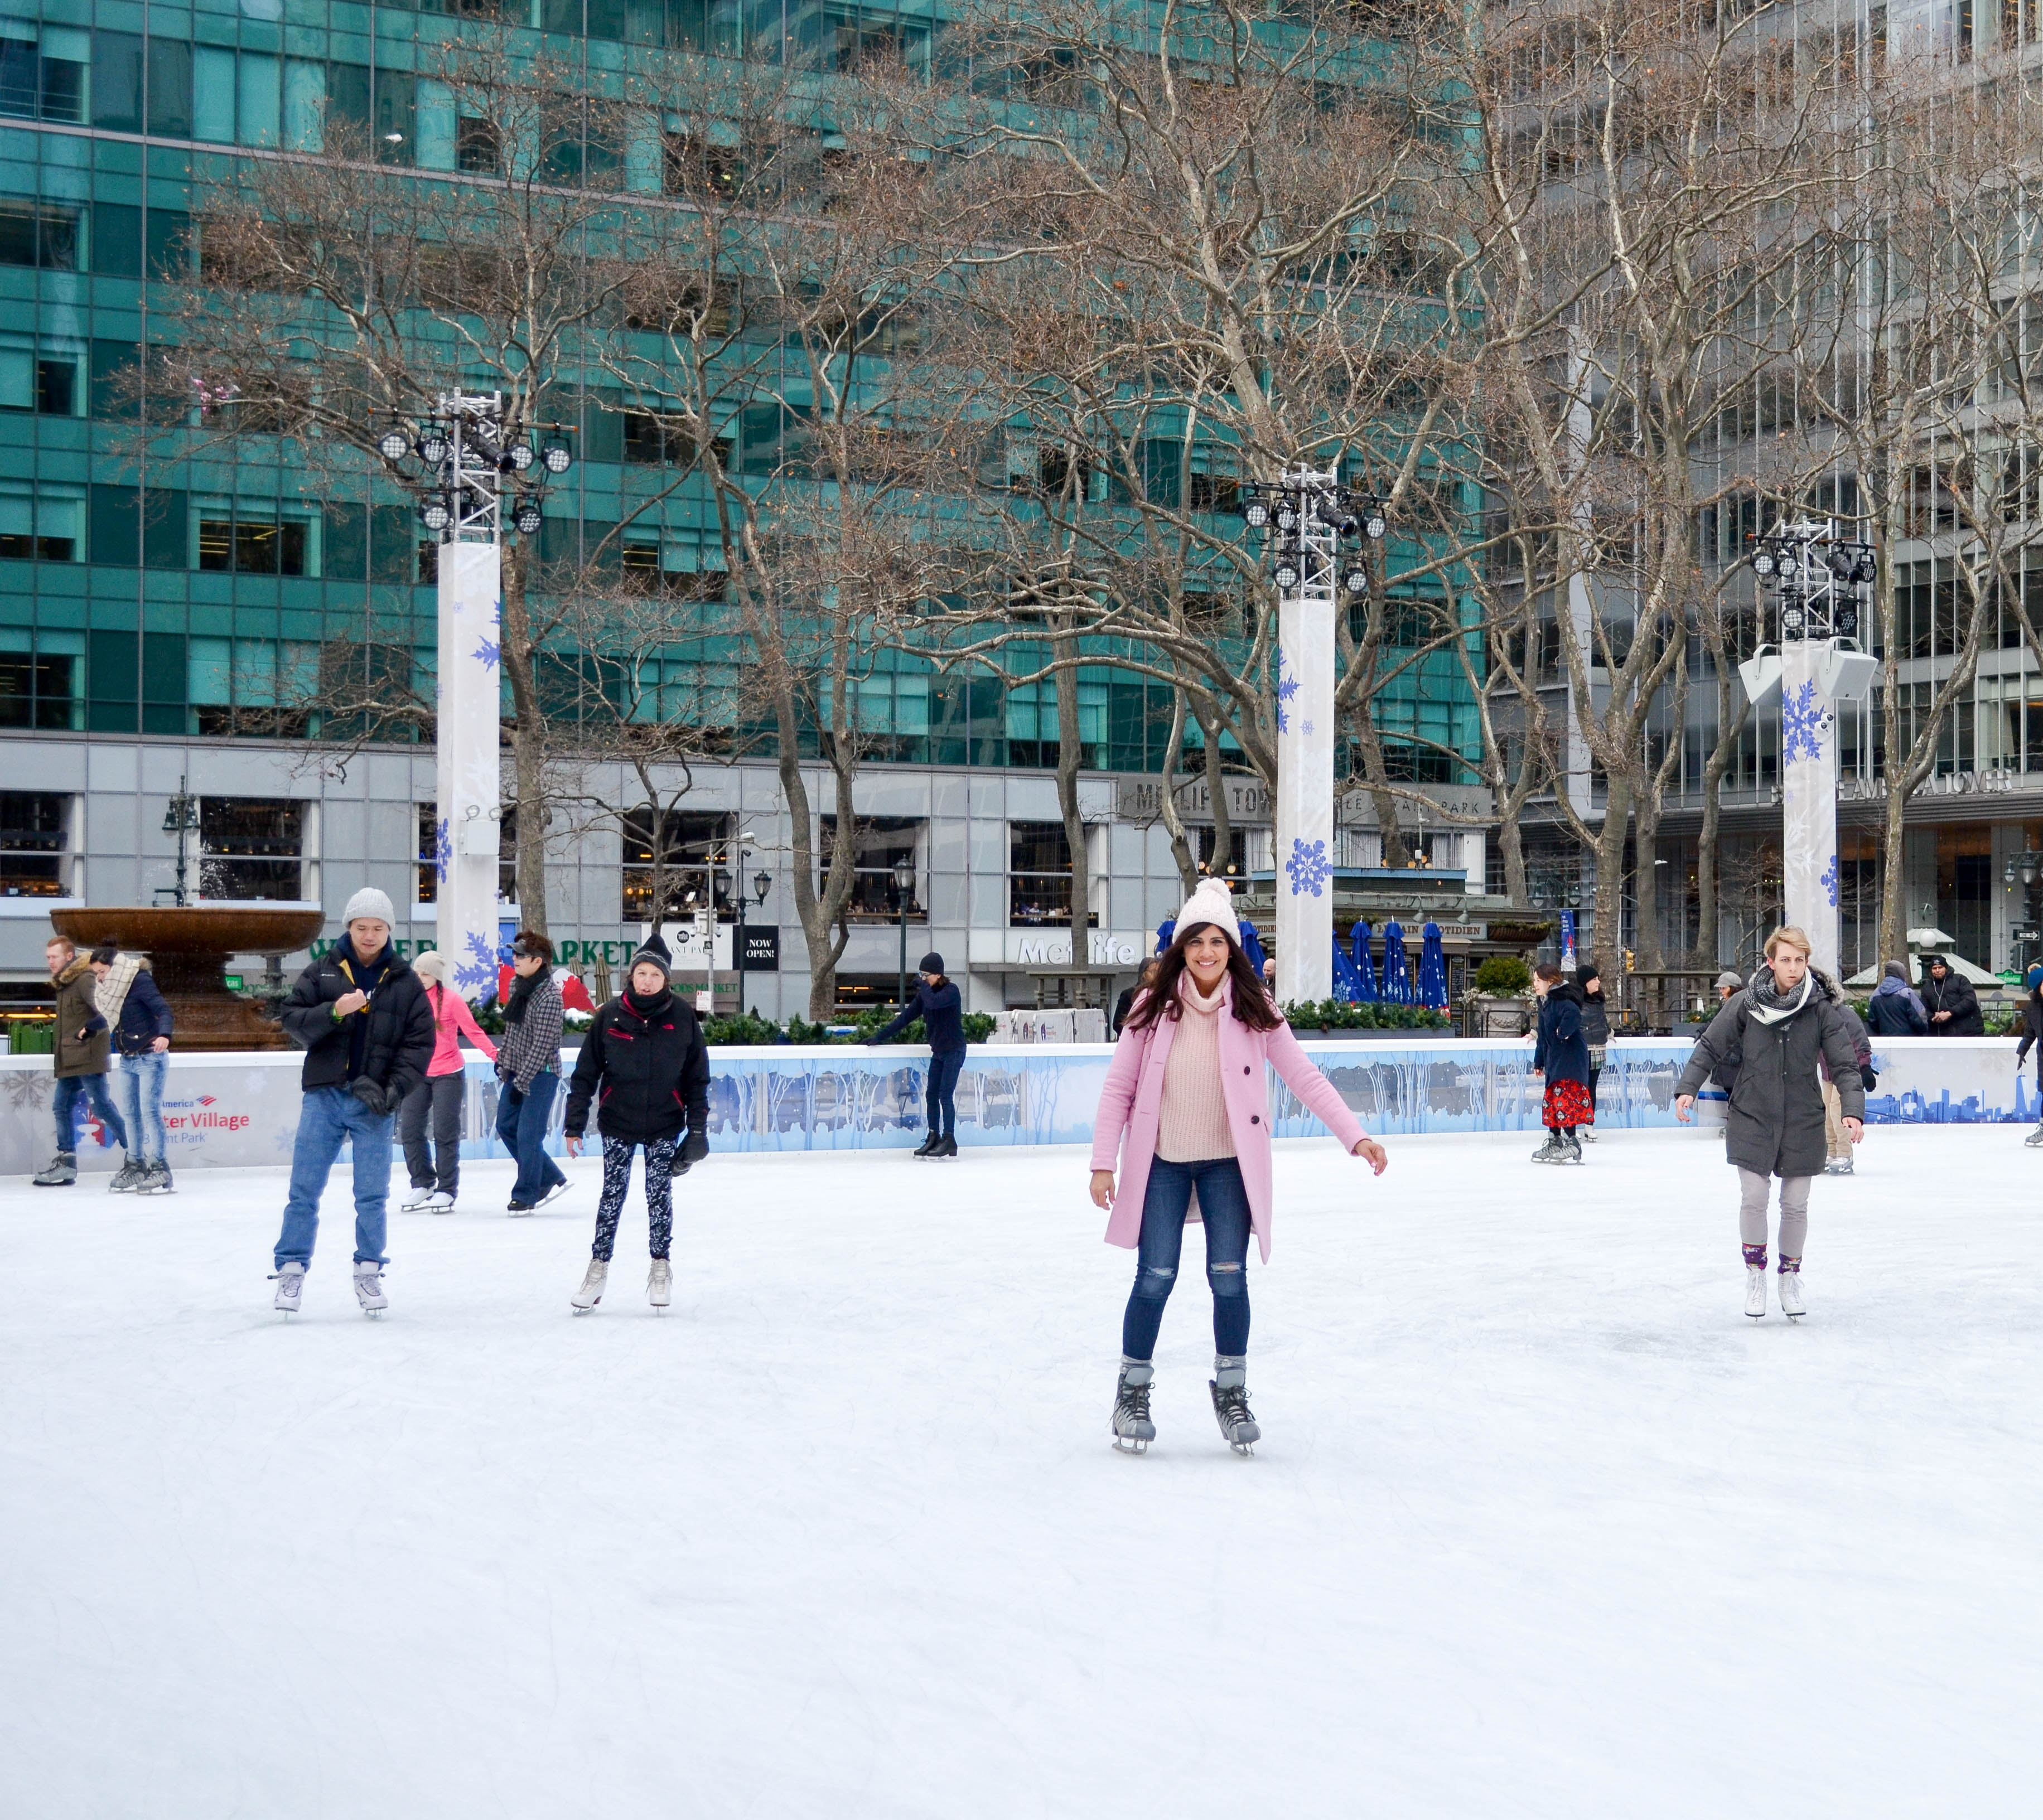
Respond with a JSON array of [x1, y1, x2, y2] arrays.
[[1474, 955, 1532, 998], [1281, 998, 1451, 1033]]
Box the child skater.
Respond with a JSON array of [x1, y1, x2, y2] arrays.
[[562, 942, 709, 1314], [1529, 964, 1592, 1163], [1089, 877, 1388, 1455]]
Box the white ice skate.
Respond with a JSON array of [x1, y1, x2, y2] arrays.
[[399, 1184, 436, 1211], [1778, 1269, 1805, 1320], [1745, 1265, 1768, 1320], [571, 1258, 607, 1314], [352, 1261, 388, 1316], [1112, 1359, 1155, 1454], [648, 1258, 672, 1311], [272, 1262, 305, 1315], [423, 1190, 455, 1213], [1210, 1359, 1260, 1456], [1824, 1156, 1854, 1176]]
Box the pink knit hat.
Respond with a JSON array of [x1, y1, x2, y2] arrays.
[[1172, 876, 1238, 943]]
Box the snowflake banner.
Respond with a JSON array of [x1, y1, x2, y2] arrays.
[[437, 541, 504, 1003], [1275, 592, 1336, 999], [1779, 641, 1840, 978]]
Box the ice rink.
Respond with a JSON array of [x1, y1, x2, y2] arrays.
[[3, 1125, 2038, 1818]]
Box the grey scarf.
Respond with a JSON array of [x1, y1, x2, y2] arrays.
[[1746, 969, 1814, 1027]]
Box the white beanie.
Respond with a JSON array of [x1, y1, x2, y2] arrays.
[[342, 885, 396, 925], [412, 948, 447, 984], [1172, 876, 1238, 944]]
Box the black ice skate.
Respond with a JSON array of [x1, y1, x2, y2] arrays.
[[929, 1135, 958, 1159], [910, 1133, 939, 1158], [1209, 1359, 1260, 1455], [1112, 1358, 1155, 1454]]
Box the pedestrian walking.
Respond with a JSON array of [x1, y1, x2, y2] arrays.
[[1865, 960, 1928, 1035], [397, 948, 498, 1212], [561, 943, 710, 1314], [269, 889, 434, 1316], [1576, 962, 1612, 1141], [1112, 959, 1158, 1039], [1529, 965, 1592, 1163], [866, 952, 967, 1158], [1816, 964, 1871, 1177], [1090, 877, 1389, 1456], [1674, 926, 1865, 1322], [496, 931, 568, 1214], [90, 941, 174, 1193], [1920, 955, 1984, 1035], [32, 934, 128, 1186]]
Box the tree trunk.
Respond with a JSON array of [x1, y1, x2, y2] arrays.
[[1592, 776, 1632, 982], [1879, 784, 1911, 969], [500, 540, 549, 937], [1496, 811, 1528, 905], [1198, 703, 1234, 879], [1347, 705, 1411, 868], [1156, 690, 1200, 896], [1054, 621, 1091, 959]]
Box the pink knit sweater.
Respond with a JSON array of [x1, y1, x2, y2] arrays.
[[1155, 981, 1235, 1161]]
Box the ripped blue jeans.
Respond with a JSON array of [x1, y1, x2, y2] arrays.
[[1121, 1155, 1252, 1361]]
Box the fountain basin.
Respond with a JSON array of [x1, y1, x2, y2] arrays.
[[50, 906, 327, 1052]]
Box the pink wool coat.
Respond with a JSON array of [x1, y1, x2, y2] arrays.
[[1090, 979, 1371, 1262]]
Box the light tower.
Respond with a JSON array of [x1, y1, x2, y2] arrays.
[[1737, 518, 1878, 979], [375, 395, 573, 1001], [1239, 469, 1387, 1000]]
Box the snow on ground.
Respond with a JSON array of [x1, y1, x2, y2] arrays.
[[2, 1126, 2039, 1819]]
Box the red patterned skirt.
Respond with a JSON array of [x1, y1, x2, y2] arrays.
[[1543, 1078, 1595, 1129]]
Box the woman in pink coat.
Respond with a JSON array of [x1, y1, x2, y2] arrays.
[[1089, 878, 1388, 1455], [398, 948, 498, 1211]]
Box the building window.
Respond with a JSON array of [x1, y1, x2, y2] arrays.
[[0, 640, 81, 729], [198, 798, 304, 901], [819, 816, 924, 922], [0, 336, 82, 417], [0, 25, 87, 125], [0, 490, 82, 563], [0, 791, 68, 896], [622, 809, 728, 923], [417, 804, 439, 906], [196, 509, 315, 577], [0, 199, 80, 270], [456, 114, 501, 173], [1011, 820, 1080, 926]]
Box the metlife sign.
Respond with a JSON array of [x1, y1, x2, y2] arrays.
[[965, 928, 1153, 969]]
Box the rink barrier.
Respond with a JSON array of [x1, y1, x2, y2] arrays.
[[3, 1037, 2034, 1173]]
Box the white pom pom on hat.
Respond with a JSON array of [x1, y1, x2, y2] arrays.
[[1171, 876, 1239, 945]]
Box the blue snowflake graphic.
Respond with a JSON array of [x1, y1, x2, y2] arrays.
[[453, 930, 498, 997], [1301, 720, 1315, 737], [1276, 646, 1300, 734], [473, 636, 501, 672], [434, 816, 452, 884], [1820, 854, 1839, 909], [1782, 680, 1825, 763], [1286, 838, 1333, 898]]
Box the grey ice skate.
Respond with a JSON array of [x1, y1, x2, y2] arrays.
[[571, 1257, 607, 1314], [136, 1159, 173, 1194], [1557, 1132, 1584, 1164], [2026, 1123, 2043, 1149], [1529, 1133, 1565, 1164], [107, 1157, 146, 1193], [352, 1260, 389, 1316], [1112, 1358, 1155, 1454], [272, 1262, 306, 1315], [32, 1151, 76, 1187], [1209, 1359, 1260, 1455]]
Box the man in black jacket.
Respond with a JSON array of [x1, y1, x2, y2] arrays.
[[562, 943, 711, 1313], [1920, 955, 1984, 1035], [269, 888, 435, 1317]]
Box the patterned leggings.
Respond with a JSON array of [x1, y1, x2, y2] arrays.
[[591, 1135, 678, 1261]]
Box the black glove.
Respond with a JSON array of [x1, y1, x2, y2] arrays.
[[670, 1128, 708, 1176], [350, 1077, 390, 1116]]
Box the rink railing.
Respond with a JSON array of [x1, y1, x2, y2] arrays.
[[3, 1036, 2032, 1173]]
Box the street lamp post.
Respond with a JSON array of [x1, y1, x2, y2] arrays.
[[1238, 471, 1387, 1001], [729, 827, 756, 1018], [751, 866, 773, 1017], [159, 775, 201, 907], [713, 864, 731, 1016], [373, 394, 572, 1002], [1740, 519, 1878, 979], [893, 854, 917, 1010]]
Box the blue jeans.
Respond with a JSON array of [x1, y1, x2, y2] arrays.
[[1121, 1156, 1253, 1362], [497, 1071, 565, 1204], [926, 1048, 965, 1139], [113, 1051, 167, 1165], [274, 1085, 394, 1269], [53, 1072, 127, 1155]]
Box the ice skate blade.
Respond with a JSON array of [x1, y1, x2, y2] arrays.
[[1228, 1443, 1255, 1458], [1112, 1437, 1150, 1455]]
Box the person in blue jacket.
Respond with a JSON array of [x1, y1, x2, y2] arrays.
[[867, 952, 967, 1158], [1529, 964, 1592, 1165]]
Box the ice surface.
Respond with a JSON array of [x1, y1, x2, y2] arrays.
[[3, 1127, 2039, 1818]]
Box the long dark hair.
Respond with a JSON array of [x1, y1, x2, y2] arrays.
[[1123, 921, 1281, 1033]]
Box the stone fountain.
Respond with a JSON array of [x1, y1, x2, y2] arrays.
[[50, 906, 327, 1052]]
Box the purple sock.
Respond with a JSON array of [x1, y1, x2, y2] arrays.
[[1743, 1243, 1768, 1270], [1778, 1255, 1801, 1275]]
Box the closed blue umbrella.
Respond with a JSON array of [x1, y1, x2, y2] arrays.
[[1417, 921, 1448, 1009], [1331, 935, 1365, 1004], [1350, 922, 1379, 1001], [1381, 919, 1413, 1004]]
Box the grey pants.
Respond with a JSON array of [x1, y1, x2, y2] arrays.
[[399, 1073, 465, 1195], [1738, 1168, 1811, 1260]]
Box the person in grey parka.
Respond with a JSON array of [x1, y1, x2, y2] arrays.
[[1674, 926, 1865, 1323]]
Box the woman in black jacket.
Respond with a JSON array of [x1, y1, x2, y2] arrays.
[[1529, 965, 1591, 1164], [1575, 962, 1612, 1140], [1920, 955, 1984, 1035], [867, 951, 968, 1159], [562, 943, 710, 1314]]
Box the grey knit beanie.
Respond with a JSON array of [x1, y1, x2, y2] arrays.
[[342, 885, 397, 925]]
